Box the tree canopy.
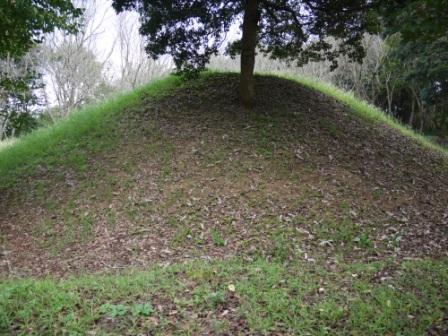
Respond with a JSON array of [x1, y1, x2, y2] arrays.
[[0, 0, 82, 58], [112, 0, 380, 107], [381, 0, 448, 44]]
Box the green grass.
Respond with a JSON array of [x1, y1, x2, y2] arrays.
[[0, 258, 446, 335], [0, 75, 182, 189]]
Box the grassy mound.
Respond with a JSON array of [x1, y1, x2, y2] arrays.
[[0, 73, 447, 334]]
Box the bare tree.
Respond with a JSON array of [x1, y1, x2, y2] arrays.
[[38, 0, 173, 119], [114, 12, 172, 91], [40, 0, 114, 118], [41, 42, 108, 116], [326, 35, 386, 107]]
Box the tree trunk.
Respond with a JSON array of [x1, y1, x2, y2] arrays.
[[240, 0, 259, 108], [409, 98, 415, 127]]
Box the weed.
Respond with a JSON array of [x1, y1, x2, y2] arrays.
[[171, 227, 192, 246], [206, 291, 226, 308], [130, 302, 154, 317], [211, 229, 225, 247], [372, 188, 383, 200], [269, 229, 299, 262], [106, 208, 117, 228], [99, 303, 128, 317], [212, 319, 230, 334], [355, 232, 373, 249]]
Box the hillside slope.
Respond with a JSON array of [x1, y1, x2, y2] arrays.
[[0, 73, 447, 276], [0, 73, 447, 334]]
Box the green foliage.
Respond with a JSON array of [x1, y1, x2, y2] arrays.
[[0, 1, 82, 140], [1, 110, 38, 139], [0, 54, 42, 139], [99, 302, 154, 317], [130, 302, 154, 317], [371, 1, 448, 137], [381, 0, 448, 43], [99, 303, 128, 317], [381, 35, 448, 134], [0, 0, 82, 58]]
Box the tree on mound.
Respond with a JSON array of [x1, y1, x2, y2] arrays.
[[112, 0, 380, 108]]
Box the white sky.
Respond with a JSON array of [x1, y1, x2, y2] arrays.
[[85, 0, 130, 76]]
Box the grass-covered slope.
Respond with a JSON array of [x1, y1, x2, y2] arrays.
[[0, 75, 182, 188], [0, 73, 447, 335]]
